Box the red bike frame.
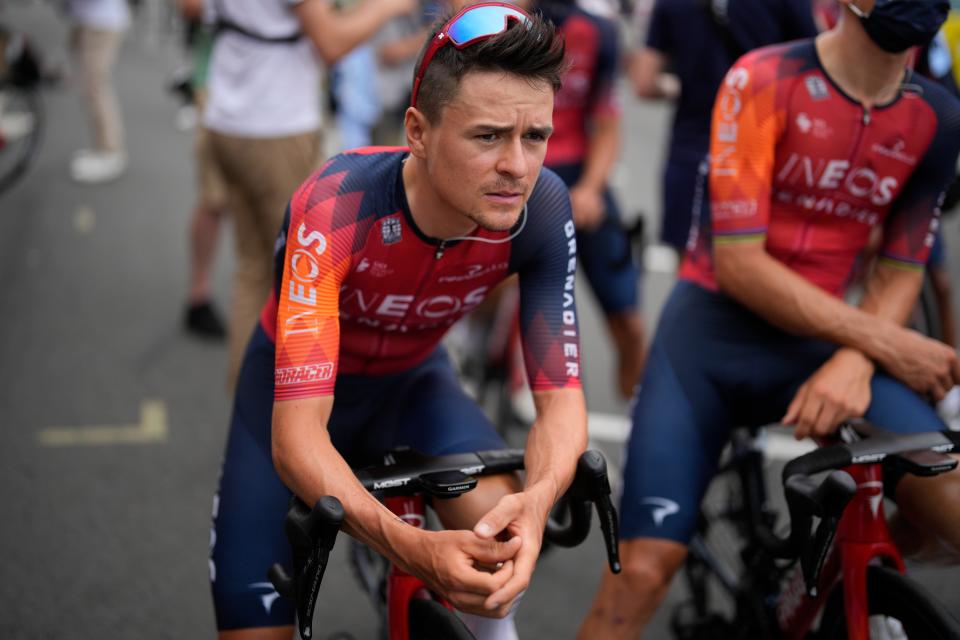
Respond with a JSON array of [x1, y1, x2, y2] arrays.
[[777, 463, 905, 640], [384, 495, 460, 640]]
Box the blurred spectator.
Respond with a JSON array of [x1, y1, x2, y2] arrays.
[[176, 2, 229, 339], [538, 0, 646, 399], [66, 0, 129, 183], [331, 43, 381, 149], [371, 9, 433, 145], [195, 0, 416, 389], [632, 0, 817, 254]]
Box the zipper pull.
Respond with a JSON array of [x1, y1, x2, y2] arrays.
[[862, 108, 871, 126], [435, 240, 446, 260]]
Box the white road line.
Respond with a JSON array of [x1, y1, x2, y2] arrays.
[[588, 412, 817, 461], [588, 412, 631, 443], [643, 244, 679, 274], [38, 400, 168, 447]]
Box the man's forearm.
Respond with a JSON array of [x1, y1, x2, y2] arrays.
[[296, 0, 405, 65], [523, 390, 588, 515], [714, 244, 909, 365], [858, 262, 925, 326], [272, 403, 420, 568], [576, 116, 620, 193]]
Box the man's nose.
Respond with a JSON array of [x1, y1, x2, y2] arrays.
[[496, 137, 528, 180]]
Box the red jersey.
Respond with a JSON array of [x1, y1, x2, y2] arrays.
[[540, 3, 621, 167], [262, 148, 582, 401], [681, 40, 960, 296]]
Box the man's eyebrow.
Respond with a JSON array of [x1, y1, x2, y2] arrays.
[[470, 124, 554, 136]]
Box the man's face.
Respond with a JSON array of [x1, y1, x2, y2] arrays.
[[420, 70, 554, 232]]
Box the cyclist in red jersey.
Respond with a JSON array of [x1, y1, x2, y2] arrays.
[[580, 1, 960, 637], [210, 6, 587, 640], [538, 0, 646, 400]]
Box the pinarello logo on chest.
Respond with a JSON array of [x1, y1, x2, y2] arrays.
[[436, 262, 509, 284], [870, 137, 917, 167]]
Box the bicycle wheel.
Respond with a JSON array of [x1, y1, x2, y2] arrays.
[[0, 82, 42, 196], [408, 597, 475, 640], [816, 565, 960, 639], [673, 436, 782, 640], [347, 539, 389, 640]]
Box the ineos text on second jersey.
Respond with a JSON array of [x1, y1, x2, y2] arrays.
[[682, 40, 960, 296]]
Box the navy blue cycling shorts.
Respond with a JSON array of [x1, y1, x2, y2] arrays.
[[548, 162, 640, 314], [620, 281, 946, 543], [210, 324, 506, 631]]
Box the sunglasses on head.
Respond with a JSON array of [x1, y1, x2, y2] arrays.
[[410, 2, 533, 109]]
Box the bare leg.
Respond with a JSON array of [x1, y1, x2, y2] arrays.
[[891, 455, 960, 563], [578, 538, 687, 639], [434, 474, 523, 640], [606, 310, 647, 400], [188, 199, 224, 305]]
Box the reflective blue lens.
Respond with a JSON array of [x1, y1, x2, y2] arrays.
[[446, 5, 530, 46]]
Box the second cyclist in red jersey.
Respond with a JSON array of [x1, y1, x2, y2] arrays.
[[581, 1, 960, 637], [682, 40, 953, 296]]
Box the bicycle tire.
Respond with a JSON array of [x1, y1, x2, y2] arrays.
[[408, 597, 475, 640], [673, 438, 783, 640], [815, 565, 960, 639], [347, 539, 389, 640], [0, 83, 42, 196]]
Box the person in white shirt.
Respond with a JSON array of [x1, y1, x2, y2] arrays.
[[187, 0, 416, 390], [66, 0, 130, 183]]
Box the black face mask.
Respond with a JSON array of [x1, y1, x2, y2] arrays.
[[852, 0, 949, 53]]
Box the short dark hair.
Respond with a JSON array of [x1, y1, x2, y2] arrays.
[[413, 7, 565, 123]]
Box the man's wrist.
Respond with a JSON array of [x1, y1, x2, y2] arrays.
[[523, 479, 562, 521], [381, 517, 426, 572], [834, 346, 876, 373], [572, 179, 603, 195]]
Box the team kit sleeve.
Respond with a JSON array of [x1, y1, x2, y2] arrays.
[[708, 50, 784, 244], [879, 95, 960, 271], [515, 170, 583, 391], [273, 168, 356, 401]]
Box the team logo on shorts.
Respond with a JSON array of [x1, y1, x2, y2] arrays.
[[381, 217, 403, 245], [804, 76, 829, 101]]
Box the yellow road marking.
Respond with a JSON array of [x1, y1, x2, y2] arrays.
[[38, 400, 168, 446], [73, 205, 96, 234]]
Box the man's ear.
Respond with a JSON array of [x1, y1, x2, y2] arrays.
[[405, 107, 430, 159]]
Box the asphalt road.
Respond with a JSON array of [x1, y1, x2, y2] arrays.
[[1, 2, 958, 638]]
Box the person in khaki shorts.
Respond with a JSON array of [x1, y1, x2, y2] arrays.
[[189, 0, 416, 389], [66, 0, 129, 183], [183, 121, 230, 337], [173, 11, 230, 339]]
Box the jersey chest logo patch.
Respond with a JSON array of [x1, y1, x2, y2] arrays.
[[804, 76, 830, 101], [381, 217, 403, 245]]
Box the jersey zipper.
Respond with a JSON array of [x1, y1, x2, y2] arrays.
[[374, 243, 446, 362], [788, 106, 871, 267]]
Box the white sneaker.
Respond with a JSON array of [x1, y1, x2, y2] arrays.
[[70, 150, 127, 184], [72, 148, 97, 162]]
